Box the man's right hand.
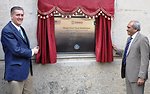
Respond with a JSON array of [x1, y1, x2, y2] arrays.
[[33, 46, 39, 55]]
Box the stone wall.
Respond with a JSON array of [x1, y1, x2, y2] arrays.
[[0, 58, 150, 94], [112, 0, 150, 48], [0, 0, 150, 59], [0, 0, 150, 94]]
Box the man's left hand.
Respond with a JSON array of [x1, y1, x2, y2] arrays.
[[137, 78, 145, 86]]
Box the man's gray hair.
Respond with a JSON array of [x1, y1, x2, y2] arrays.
[[132, 20, 141, 31]]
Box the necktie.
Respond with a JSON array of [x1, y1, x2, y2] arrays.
[[122, 37, 132, 64], [19, 29, 25, 39]]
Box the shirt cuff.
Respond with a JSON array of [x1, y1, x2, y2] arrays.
[[31, 49, 34, 56]]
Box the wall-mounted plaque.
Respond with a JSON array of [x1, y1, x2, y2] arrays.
[[55, 17, 95, 53]]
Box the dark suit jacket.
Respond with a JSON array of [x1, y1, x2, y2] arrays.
[[1, 21, 33, 81]]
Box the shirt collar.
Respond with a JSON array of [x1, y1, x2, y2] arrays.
[[131, 31, 139, 39], [11, 21, 21, 31]]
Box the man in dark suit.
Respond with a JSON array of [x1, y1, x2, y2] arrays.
[[113, 20, 150, 94], [1, 6, 39, 94]]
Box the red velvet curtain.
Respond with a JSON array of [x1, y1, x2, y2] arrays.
[[37, 0, 114, 64], [36, 16, 56, 64], [95, 16, 113, 62], [38, 0, 114, 16]]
